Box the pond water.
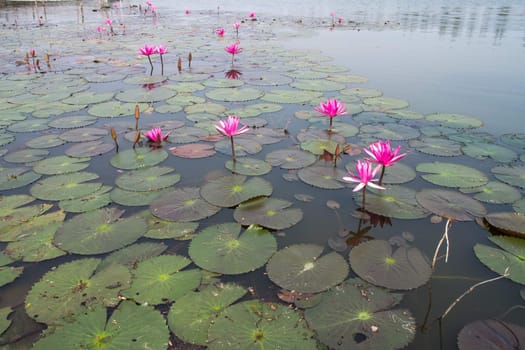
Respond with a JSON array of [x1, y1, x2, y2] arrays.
[[1, 0, 524, 349]]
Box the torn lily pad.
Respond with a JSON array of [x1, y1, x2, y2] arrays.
[[349, 240, 431, 290], [234, 197, 303, 230], [141, 211, 199, 239], [189, 223, 277, 275], [267, 244, 348, 293], [305, 278, 416, 350], [25, 258, 131, 324], [200, 174, 273, 207], [122, 255, 201, 305]]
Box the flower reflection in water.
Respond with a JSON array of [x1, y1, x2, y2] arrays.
[[225, 68, 242, 80]]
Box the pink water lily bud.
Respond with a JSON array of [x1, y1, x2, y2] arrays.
[[216, 28, 225, 36], [139, 44, 155, 56], [144, 128, 170, 143], [154, 45, 167, 55]]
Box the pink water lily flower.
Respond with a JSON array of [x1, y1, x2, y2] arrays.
[[249, 12, 255, 18], [215, 115, 249, 161], [314, 98, 347, 130], [105, 18, 112, 25], [343, 160, 385, 208], [364, 139, 407, 185], [216, 28, 225, 36], [225, 42, 242, 65], [139, 44, 155, 75], [144, 128, 170, 143], [185, 9, 190, 14], [154, 45, 167, 55], [233, 22, 240, 38]]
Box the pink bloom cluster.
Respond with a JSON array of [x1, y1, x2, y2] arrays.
[[139, 44, 167, 56]]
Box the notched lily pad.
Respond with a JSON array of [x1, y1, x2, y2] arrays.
[[234, 197, 303, 230]]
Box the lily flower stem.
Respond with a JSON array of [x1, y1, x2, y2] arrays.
[[147, 56, 153, 76], [378, 165, 386, 185], [160, 54, 164, 76], [361, 186, 366, 209], [230, 136, 236, 161], [431, 219, 452, 270]]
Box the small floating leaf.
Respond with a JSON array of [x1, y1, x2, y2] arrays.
[[426, 113, 483, 129]]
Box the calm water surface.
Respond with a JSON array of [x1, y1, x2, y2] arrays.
[[0, 1, 524, 349]]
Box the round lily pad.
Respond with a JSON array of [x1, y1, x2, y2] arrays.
[[4, 149, 49, 164], [416, 161, 488, 188], [305, 278, 416, 350], [363, 96, 409, 111], [48, 115, 98, 129], [32, 302, 169, 350], [297, 166, 347, 189], [234, 197, 303, 230], [483, 212, 525, 237], [150, 187, 221, 222], [65, 140, 115, 157], [169, 143, 216, 158], [462, 142, 518, 163], [0, 266, 23, 288], [300, 139, 339, 155], [54, 208, 147, 255], [122, 254, 201, 305], [168, 283, 246, 345], [474, 235, 525, 285], [265, 149, 317, 169], [206, 87, 264, 102], [426, 113, 483, 129], [169, 126, 209, 143], [110, 187, 163, 206], [110, 148, 168, 170], [0, 167, 41, 190], [208, 300, 318, 350], [59, 127, 108, 142], [115, 86, 176, 102], [32, 155, 90, 175], [0, 194, 51, 234], [460, 181, 521, 204], [290, 79, 345, 91], [61, 91, 114, 105], [501, 133, 525, 150], [26, 134, 66, 149], [200, 175, 272, 207], [30, 172, 102, 201], [261, 89, 322, 104], [142, 212, 199, 239], [225, 157, 272, 176], [7, 119, 50, 133], [59, 185, 112, 213], [360, 123, 420, 140], [189, 223, 277, 275], [97, 242, 167, 272], [25, 258, 131, 324], [116, 166, 180, 192], [245, 72, 294, 85], [88, 101, 148, 118], [245, 128, 285, 145], [381, 162, 417, 184], [353, 186, 430, 220], [0, 307, 12, 335], [409, 137, 463, 157], [416, 189, 487, 221], [349, 240, 431, 290], [492, 165, 525, 189], [203, 78, 244, 88], [458, 319, 525, 350], [185, 102, 228, 115]]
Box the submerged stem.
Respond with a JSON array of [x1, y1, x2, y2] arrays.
[[230, 136, 236, 161], [378, 165, 386, 185], [361, 186, 366, 209], [160, 54, 164, 76], [431, 219, 452, 269]]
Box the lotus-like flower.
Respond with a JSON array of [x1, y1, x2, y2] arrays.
[[364, 139, 407, 184], [225, 42, 242, 65], [343, 160, 385, 208], [314, 98, 347, 130], [105, 18, 112, 25], [185, 9, 190, 14], [216, 28, 225, 36], [139, 44, 155, 75], [154, 45, 167, 75], [233, 22, 240, 38], [215, 115, 249, 161], [144, 128, 170, 144], [249, 12, 255, 18]]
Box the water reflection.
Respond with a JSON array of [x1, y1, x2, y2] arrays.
[[224, 68, 242, 80]]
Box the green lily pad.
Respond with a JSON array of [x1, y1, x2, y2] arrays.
[[416, 189, 487, 221], [267, 244, 348, 293], [59, 127, 108, 142], [200, 175, 272, 208], [0, 194, 50, 234], [353, 186, 430, 219], [4, 149, 49, 164], [0, 132, 14, 147], [225, 157, 272, 176], [206, 87, 264, 102], [227, 103, 282, 118], [97, 242, 167, 272], [169, 126, 209, 143], [32, 302, 169, 350], [298, 166, 347, 189], [150, 187, 221, 222], [141, 211, 199, 239], [448, 131, 496, 144], [167, 93, 206, 106], [360, 123, 420, 140], [245, 72, 294, 85], [300, 139, 340, 155], [501, 133, 525, 150], [25, 258, 131, 324], [285, 70, 328, 79], [234, 197, 303, 230], [327, 74, 368, 83], [363, 96, 409, 111], [1, 209, 64, 243], [7, 119, 50, 133], [115, 86, 176, 102], [380, 162, 417, 184], [460, 182, 521, 204], [0, 167, 42, 191], [65, 140, 115, 157], [30, 171, 102, 201], [349, 240, 431, 289], [32, 155, 90, 175], [416, 161, 488, 188], [514, 199, 525, 214], [59, 185, 113, 213], [54, 208, 147, 255], [84, 72, 127, 82], [0, 266, 23, 288], [265, 148, 317, 169], [305, 278, 416, 350], [342, 87, 382, 98], [110, 187, 164, 206], [458, 319, 525, 350], [88, 101, 148, 118], [483, 212, 525, 238], [245, 128, 285, 145], [290, 79, 345, 91], [185, 102, 228, 115], [492, 165, 525, 189], [116, 166, 180, 192], [409, 137, 463, 156], [426, 113, 483, 129], [189, 223, 277, 274], [462, 143, 518, 163], [169, 82, 206, 93], [312, 65, 348, 73], [353, 112, 397, 124], [388, 109, 424, 120], [110, 148, 168, 170], [420, 125, 459, 137], [155, 104, 183, 114], [0, 307, 12, 335], [474, 235, 525, 285], [215, 137, 262, 157], [262, 89, 322, 104], [61, 91, 114, 105], [122, 255, 201, 305], [26, 134, 66, 149], [48, 115, 98, 129], [208, 300, 318, 350], [168, 283, 246, 345], [203, 78, 244, 88]]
